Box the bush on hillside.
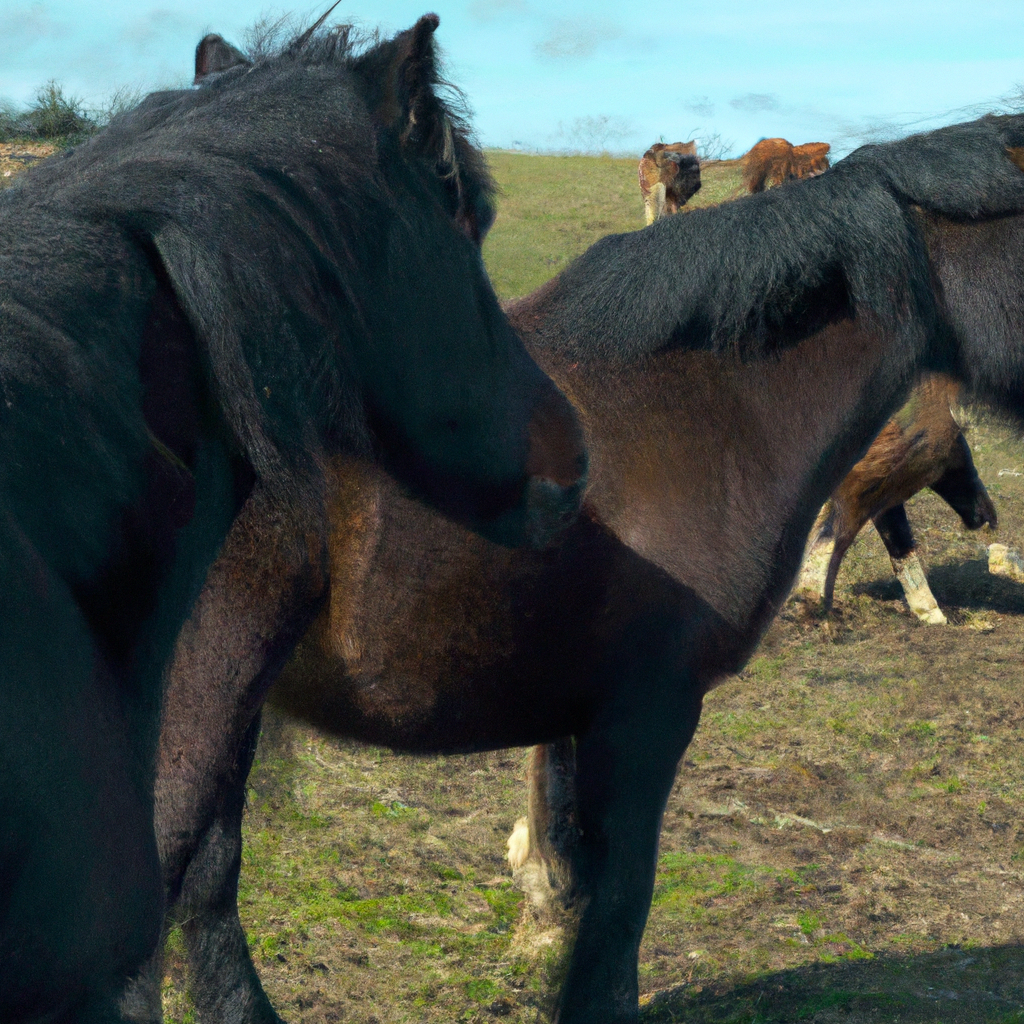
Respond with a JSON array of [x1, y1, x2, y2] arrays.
[[0, 81, 99, 144]]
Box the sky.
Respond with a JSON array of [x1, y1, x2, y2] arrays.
[[2, 0, 1024, 159]]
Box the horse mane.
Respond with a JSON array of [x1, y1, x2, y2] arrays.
[[842, 114, 1024, 220], [509, 113, 1024, 364], [73, 15, 497, 244], [509, 165, 930, 361]]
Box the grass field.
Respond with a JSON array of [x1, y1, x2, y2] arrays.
[[5, 143, 1024, 1023], [481, 152, 744, 300]]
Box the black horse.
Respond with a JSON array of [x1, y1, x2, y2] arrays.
[[0, 15, 588, 1023], [135, 115, 1024, 1023]]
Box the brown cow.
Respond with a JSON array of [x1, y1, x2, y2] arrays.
[[796, 374, 997, 623], [638, 141, 701, 224], [792, 141, 831, 177], [741, 136, 831, 192]]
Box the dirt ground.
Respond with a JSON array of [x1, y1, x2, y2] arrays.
[[0, 142, 55, 186], [157, 412, 1024, 1024]]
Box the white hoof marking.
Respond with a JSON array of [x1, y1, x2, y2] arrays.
[[507, 817, 530, 870]]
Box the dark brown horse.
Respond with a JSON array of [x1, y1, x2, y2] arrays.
[[796, 373, 997, 623], [132, 114, 1024, 1024], [0, 15, 587, 1023]]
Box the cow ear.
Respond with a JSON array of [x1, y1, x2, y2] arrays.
[[194, 34, 251, 84]]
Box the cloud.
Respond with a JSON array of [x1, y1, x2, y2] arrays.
[[120, 9, 191, 51], [467, 0, 529, 23], [0, 3, 69, 44], [685, 95, 716, 118], [535, 19, 621, 61], [730, 93, 780, 113]]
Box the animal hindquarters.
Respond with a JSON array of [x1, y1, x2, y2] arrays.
[[741, 138, 793, 193], [797, 375, 995, 622]]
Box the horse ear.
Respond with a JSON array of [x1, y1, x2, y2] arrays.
[[194, 34, 251, 85], [381, 14, 443, 141]]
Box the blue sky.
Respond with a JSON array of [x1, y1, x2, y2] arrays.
[[2, 0, 1023, 158]]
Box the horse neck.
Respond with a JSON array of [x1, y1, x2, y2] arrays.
[[926, 213, 1024, 424], [532, 317, 923, 642]]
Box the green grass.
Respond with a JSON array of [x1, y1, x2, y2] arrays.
[[481, 151, 744, 300]]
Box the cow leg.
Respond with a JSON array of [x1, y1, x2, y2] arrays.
[[119, 481, 330, 1022], [645, 182, 666, 224], [555, 662, 703, 1024], [874, 504, 946, 625]]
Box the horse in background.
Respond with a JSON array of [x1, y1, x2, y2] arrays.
[[0, 15, 587, 1022], [132, 114, 1024, 1024], [742, 137, 831, 192], [796, 375, 997, 623], [638, 141, 702, 224]]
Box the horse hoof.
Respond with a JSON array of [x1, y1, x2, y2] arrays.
[[507, 817, 530, 869]]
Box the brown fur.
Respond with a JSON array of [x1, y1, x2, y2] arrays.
[[152, 313, 949, 1023], [742, 137, 831, 192], [638, 141, 701, 224], [792, 141, 832, 178], [807, 373, 996, 611]]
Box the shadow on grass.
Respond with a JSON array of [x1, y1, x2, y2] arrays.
[[641, 943, 1024, 1023], [853, 558, 1024, 616]]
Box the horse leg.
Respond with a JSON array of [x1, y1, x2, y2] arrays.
[[794, 502, 835, 600], [555, 673, 703, 1024], [822, 528, 858, 613], [508, 738, 578, 916], [874, 504, 946, 624], [118, 481, 331, 1022], [177, 712, 282, 1024]]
